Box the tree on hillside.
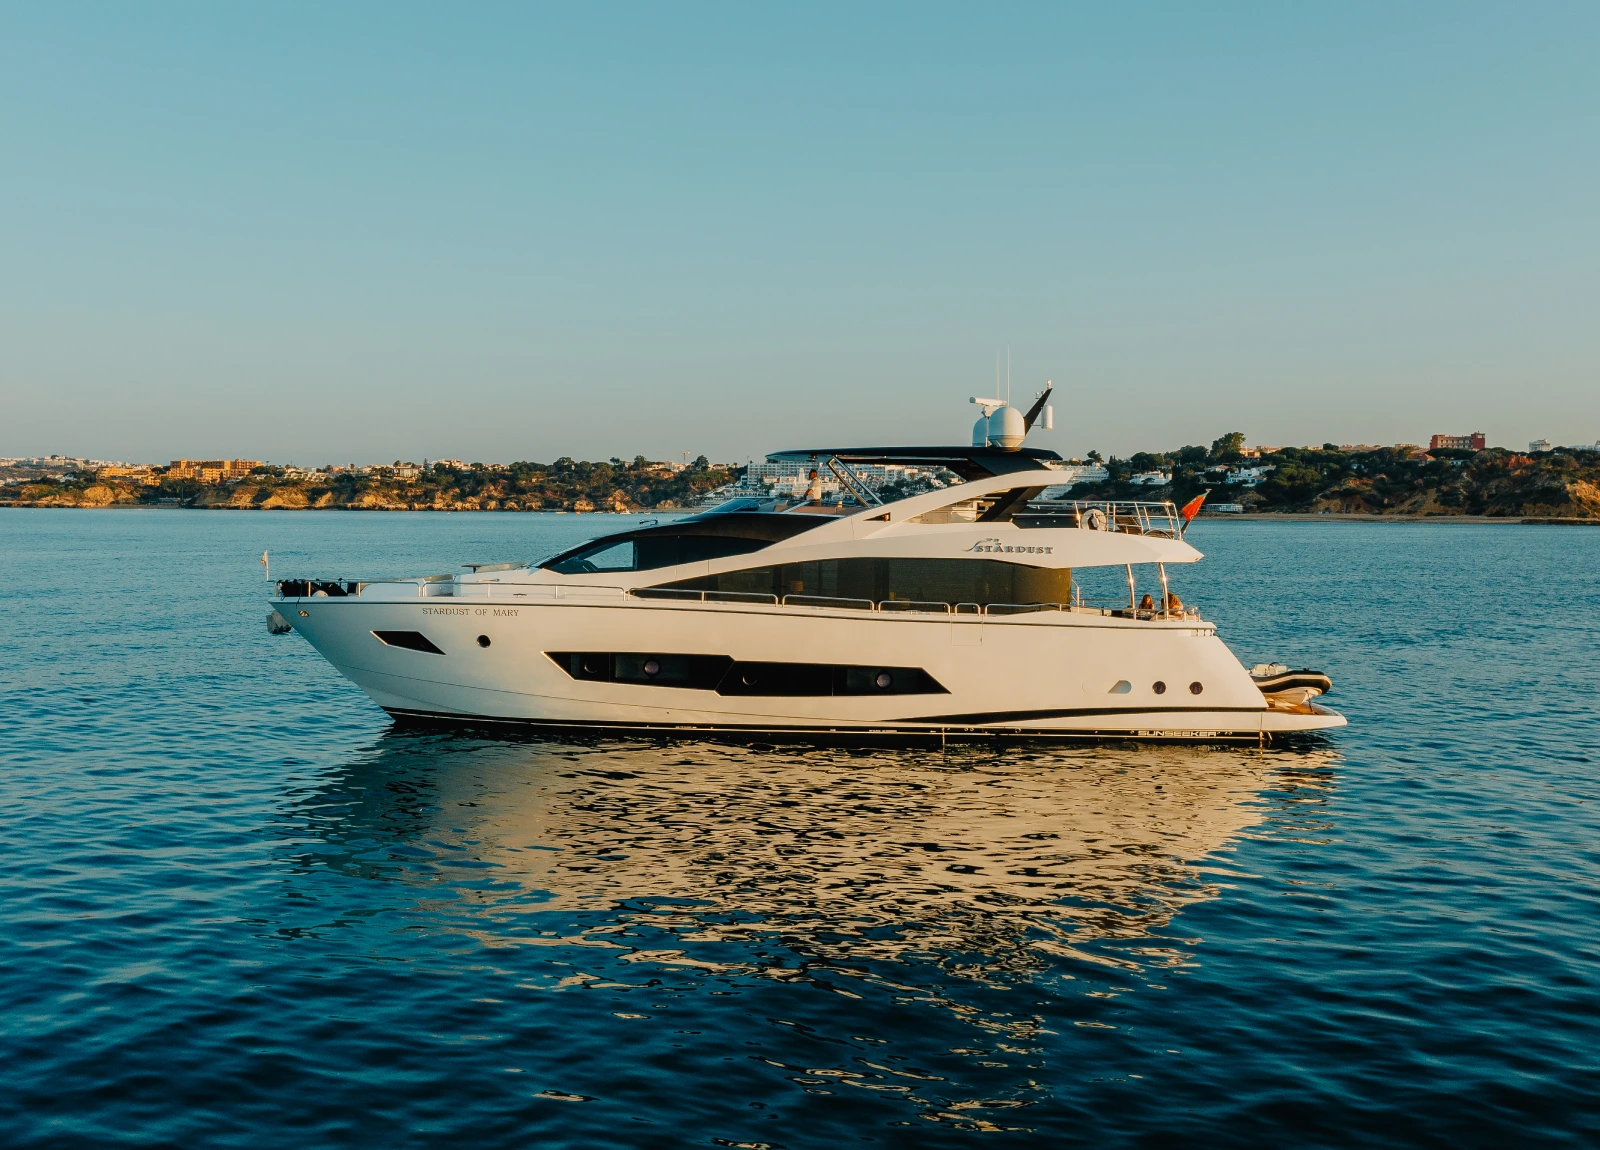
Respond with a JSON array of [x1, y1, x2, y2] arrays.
[[1210, 432, 1246, 459]]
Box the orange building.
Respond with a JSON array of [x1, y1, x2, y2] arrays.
[[96, 465, 158, 484], [167, 459, 263, 483], [1428, 433, 1486, 451]]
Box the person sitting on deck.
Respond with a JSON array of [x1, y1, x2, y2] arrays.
[[1165, 591, 1183, 614], [1138, 593, 1155, 614], [789, 469, 841, 515]]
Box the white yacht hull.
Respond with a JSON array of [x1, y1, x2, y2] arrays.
[[273, 592, 1346, 741]]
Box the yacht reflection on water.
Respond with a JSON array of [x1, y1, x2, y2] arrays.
[[283, 734, 1338, 987]]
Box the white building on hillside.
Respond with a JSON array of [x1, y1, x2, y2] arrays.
[[1226, 466, 1274, 487]]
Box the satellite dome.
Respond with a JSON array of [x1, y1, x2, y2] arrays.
[[972, 415, 991, 447], [988, 405, 1026, 449]]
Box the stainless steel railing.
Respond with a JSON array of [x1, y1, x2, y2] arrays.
[[276, 578, 1200, 621], [1024, 499, 1184, 538], [626, 587, 1199, 619]]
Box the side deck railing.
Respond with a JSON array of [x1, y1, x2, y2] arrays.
[[274, 578, 629, 602], [629, 586, 1201, 620], [275, 578, 1201, 620]]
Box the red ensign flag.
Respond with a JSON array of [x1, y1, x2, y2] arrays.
[[1179, 492, 1207, 524]]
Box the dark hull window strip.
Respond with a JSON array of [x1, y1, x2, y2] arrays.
[[546, 652, 948, 696], [551, 652, 733, 691]]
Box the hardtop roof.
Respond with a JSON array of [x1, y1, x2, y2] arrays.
[[766, 446, 1062, 481]]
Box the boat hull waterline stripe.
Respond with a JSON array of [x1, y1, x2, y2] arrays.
[[380, 704, 1280, 735], [909, 704, 1266, 724]]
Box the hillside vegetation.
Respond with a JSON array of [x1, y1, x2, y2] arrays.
[[1074, 435, 1600, 518], [5, 439, 1598, 518], [0, 456, 737, 512]]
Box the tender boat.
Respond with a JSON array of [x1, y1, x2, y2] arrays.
[[268, 390, 1346, 741]]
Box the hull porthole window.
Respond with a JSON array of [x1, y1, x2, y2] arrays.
[[875, 672, 893, 690], [1190, 681, 1204, 694], [372, 630, 446, 655], [477, 635, 491, 648], [644, 659, 661, 676], [1152, 681, 1167, 695]]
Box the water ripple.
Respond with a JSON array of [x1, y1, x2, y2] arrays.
[[1, 510, 1598, 1147]]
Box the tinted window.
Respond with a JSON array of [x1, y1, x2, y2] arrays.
[[634, 534, 769, 569], [548, 540, 637, 574], [371, 630, 445, 654], [652, 557, 1071, 606], [547, 534, 770, 574]]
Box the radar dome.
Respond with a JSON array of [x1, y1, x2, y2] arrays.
[[988, 405, 1026, 449], [972, 415, 990, 447]]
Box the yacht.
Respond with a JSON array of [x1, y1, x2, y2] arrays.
[[269, 391, 1345, 741]]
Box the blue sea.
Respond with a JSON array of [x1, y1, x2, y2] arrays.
[[2, 509, 1597, 1147]]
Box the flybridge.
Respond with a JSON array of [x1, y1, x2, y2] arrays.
[[765, 445, 1063, 481], [770, 386, 1061, 481]]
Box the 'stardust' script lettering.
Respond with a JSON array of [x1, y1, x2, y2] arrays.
[[967, 537, 1053, 555]]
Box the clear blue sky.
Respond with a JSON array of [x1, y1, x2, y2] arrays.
[[3, 2, 1596, 464]]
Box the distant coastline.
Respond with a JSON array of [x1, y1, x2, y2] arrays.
[[3, 439, 1598, 519], [1196, 513, 1600, 525], [0, 456, 736, 514], [6, 506, 1596, 527]]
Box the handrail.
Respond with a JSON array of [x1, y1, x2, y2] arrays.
[[277, 577, 628, 600], [782, 594, 875, 611], [279, 578, 1201, 622], [1024, 498, 1184, 538], [824, 456, 884, 507], [620, 587, 1196, 621], [706, 590, 780, 605], [631, 587, 704, 601]]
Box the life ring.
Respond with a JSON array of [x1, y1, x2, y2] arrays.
[[1080, 507, 1109, 531]]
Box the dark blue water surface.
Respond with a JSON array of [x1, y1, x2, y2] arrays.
[[2, 509, 1598, 1148]]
